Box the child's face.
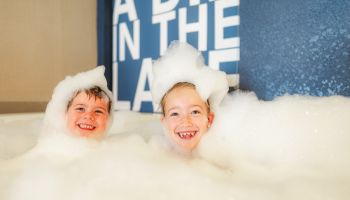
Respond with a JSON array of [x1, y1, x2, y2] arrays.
[[161, 86, 214, 152], [66, 92, 109, 139]]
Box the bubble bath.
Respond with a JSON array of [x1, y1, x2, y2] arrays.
[[1, 92, 350, 200]]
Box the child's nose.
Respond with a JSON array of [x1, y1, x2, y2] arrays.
[[181, 115, 193, 125], [83, 112, 95, 120]]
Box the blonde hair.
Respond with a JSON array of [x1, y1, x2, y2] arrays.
[[160, 82, 210, 115]]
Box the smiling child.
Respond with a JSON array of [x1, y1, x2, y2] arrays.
[[160, 82, 214, 152], [66, 86, 111, 139], [41, 66, 113, 140], [152, 42, 228, 154]]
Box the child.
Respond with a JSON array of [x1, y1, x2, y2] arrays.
[[40, 66, 114, 140], [151, 42, 228, 154], [65, 85, 111, 139]]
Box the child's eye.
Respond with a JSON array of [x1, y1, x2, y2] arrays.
[[75, 107, 85, 112], [169, 112, 179, 117], [191, 110, 201, 115]]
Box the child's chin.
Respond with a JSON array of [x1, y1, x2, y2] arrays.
[[175, 141, 198, 153], [76, 130, 99, 138]]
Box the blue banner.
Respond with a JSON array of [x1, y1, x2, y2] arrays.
[[112, 0, 240, 112], [100, 0, 350, 112]]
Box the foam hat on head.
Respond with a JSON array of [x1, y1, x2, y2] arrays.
[[151, 41, 229, 112], [41, 66, 114, 137]]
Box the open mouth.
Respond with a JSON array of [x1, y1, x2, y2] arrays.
[[77, 123, 96, 131], [176, 131, 198, 139]]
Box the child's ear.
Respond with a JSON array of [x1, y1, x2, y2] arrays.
[[160, 115, 165, 123], [207, 112, 215, 126]]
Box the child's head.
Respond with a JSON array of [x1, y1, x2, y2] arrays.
[[151, 41, 229, 154], [41, 66, 114, 140], [160, 82, 214, 152], [66, 86, 111, 139]]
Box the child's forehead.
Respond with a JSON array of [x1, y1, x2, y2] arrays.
[[168, 86, 201, 98], [72, 92, 108, 104], [166, 87, 206, 104]]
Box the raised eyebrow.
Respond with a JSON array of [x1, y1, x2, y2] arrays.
[[95, 107, 108, 112], [73, 103, 86, 107], [166, 106, 180, 113], [190, 105, 205, 110]]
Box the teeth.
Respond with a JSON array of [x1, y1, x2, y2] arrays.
[[177, 131, 196, 138], [79, 124, 94, 130]]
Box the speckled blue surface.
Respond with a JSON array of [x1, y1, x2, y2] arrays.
[[239, 0, 350, 100]]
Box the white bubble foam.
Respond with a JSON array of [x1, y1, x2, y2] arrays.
[[1, 92, 350, 200]]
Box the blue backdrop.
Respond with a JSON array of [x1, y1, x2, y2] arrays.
[[98, 0, 350, 112], [239, 0, 350, 100]]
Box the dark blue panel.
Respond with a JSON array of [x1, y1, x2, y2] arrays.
[[240, 0, 350, 100], [97, 0, 114, 90]]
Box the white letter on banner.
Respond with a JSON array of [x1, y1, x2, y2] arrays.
[[189, 0, 200, 6], [132, 58, 156, 112], [114, 0, 138, 23], [179, 4, 208, 51], [152, 0, 179, 15], [152, 11, 176, 55], [119, 20, 140, 61], [209, 48, 240, 87], [215, 0, 240, 49], [209, 48, 240, 70]]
